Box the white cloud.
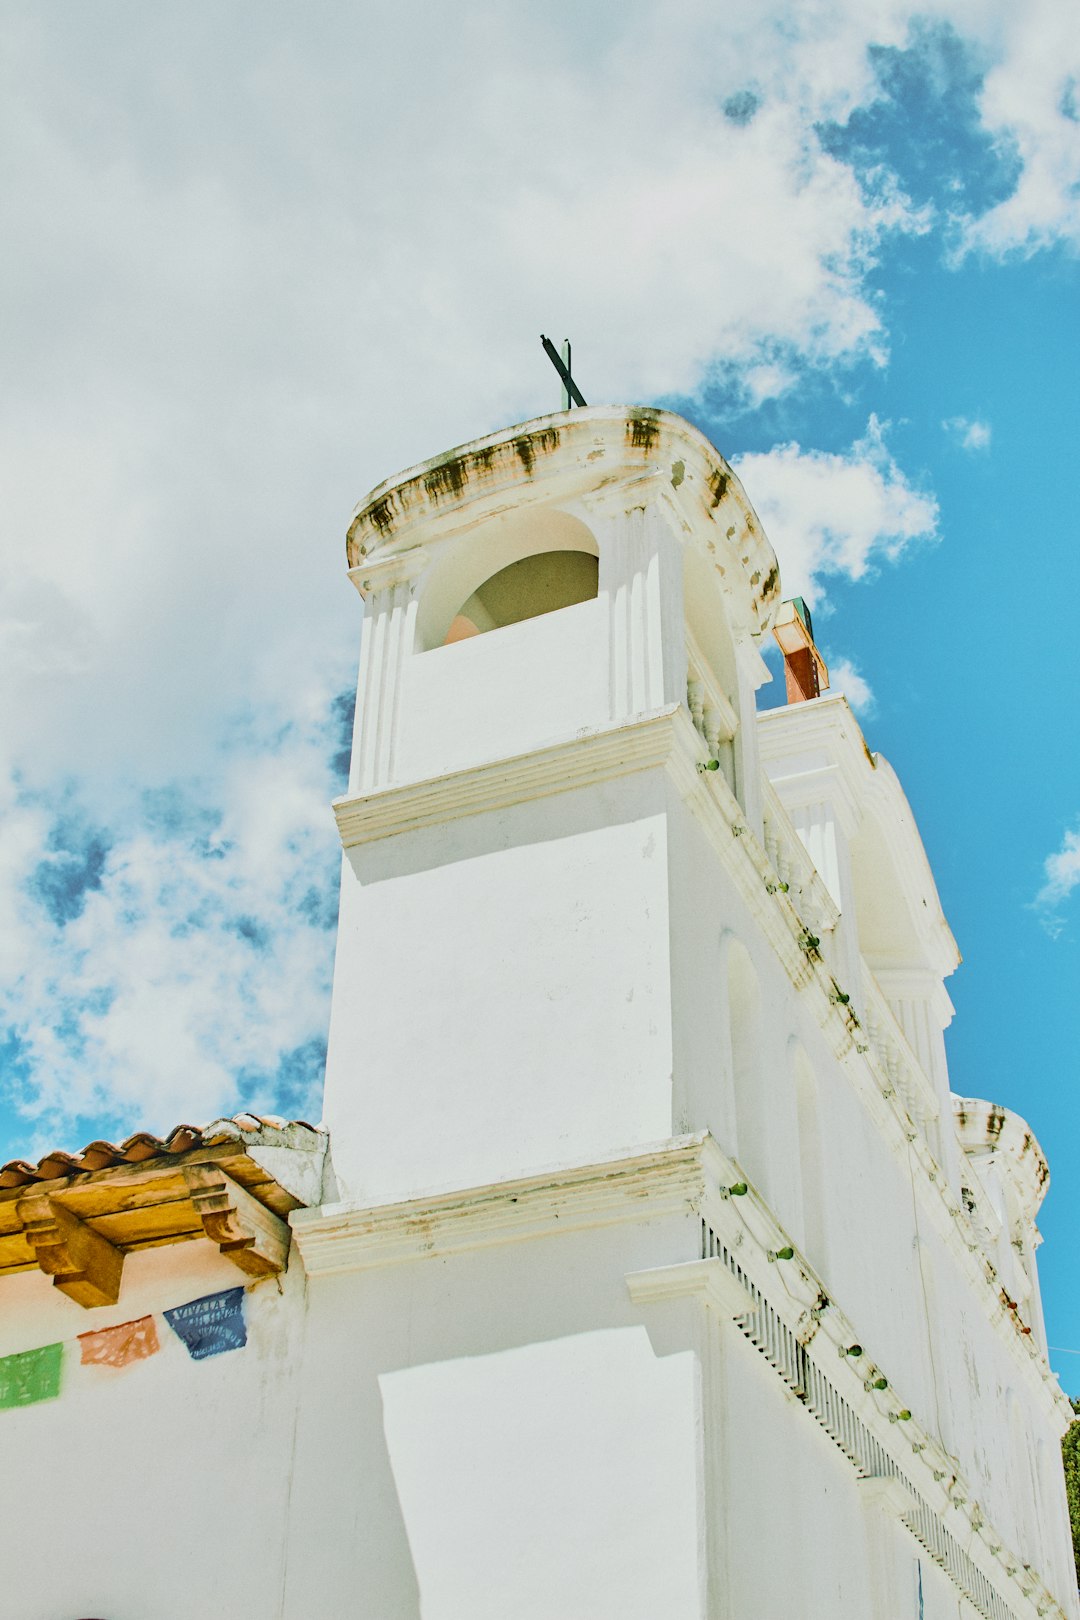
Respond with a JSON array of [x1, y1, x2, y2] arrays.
[[943, 416, 992, 451], [1034, 825, 1080, 934], [732, 418, 939, 605], [962, 0, 1080, 256], [1, 686, 341, 1152], [0, 0, 1074, 1152], [827, 657, 877, 716]]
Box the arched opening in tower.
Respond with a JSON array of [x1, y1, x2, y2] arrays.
[[443, 550, 599, 644]]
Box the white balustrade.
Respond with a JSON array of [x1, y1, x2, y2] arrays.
[[685, 636, 739, 797], [760, 780, 839, 939]]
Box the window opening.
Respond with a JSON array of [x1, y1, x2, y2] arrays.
[[444, 550, 598, 644]]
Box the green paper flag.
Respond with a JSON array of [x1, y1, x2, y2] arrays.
[[0, 1342, 63, 1410]]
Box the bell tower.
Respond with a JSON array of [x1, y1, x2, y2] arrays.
[[321, 406, 779, 1203], [287, 406, 1078, 1620]]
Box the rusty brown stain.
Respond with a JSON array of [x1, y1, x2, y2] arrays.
[[626, 407, 661, 454], [513, 426, 560, 477], [368, 495, 396, 536], [760, 564, 779, 600], [425, 456, 470, 505], [709, 468, 730, 507], [986, 1106, 1006, 1142]]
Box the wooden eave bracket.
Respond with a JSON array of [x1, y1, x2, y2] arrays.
[[182, 1164, 291, 1279], [16, 1194, 124, 1309]]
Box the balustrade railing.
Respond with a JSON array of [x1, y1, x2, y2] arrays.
[[760, 781, 839, 939], [685, 635, 738, 796]]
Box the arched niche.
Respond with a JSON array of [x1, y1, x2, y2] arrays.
[[415, 507, 600, 652]]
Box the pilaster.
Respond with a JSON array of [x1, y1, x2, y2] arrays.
[[600, 503, 684, 722], [347, 549, 426, 794]]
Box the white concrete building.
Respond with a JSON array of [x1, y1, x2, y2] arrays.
[[0, 405, 1075, 1620]]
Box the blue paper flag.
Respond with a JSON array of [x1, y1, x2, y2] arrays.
[[164, 1286, 247, 1361]]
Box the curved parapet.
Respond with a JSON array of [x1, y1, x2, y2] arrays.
[[858, 750, 961, 984], [954, 1095, 1050, 1223], [345, 405, 781, 642]]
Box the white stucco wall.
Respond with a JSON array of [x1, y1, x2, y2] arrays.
[[283, 1216, 707, 1620], [396, 597, 608, 783], [0, 1241, 305, 1620], [325, 772, 677, 1204]]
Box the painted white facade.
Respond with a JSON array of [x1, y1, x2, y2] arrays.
[[0, 406, 1075, 1620]]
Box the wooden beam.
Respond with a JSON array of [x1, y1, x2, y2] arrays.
[[182, 1165, 291, 1278], [15, 1194, 124, 1308]]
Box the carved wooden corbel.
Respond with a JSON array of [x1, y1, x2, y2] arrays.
[[16, 1194, 124, 1308], [182, 1165, 290, 1278]]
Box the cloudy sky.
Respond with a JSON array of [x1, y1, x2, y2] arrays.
[[2, 3, 1078, 1376]]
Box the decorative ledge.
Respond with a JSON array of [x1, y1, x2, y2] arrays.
[[291, 1134, 709, 1275], [332, 704, 691, 848], [626, 1258, 754, 1316], [858, 1474, 917, 1517]]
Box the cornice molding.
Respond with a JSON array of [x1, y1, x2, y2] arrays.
[[291, 1133, 709, 1276], [332, 705, 688, 849], [626, 1257, 755, 1316], [347, 545, 430, 598], [344, 405, 782, 639], [692, 1136, 1070, 1620]]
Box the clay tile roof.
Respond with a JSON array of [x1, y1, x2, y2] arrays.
[[0, 1113, 329, 1303], [0, 1114, 324, 1191]]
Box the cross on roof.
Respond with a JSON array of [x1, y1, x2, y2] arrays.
[[541, 334, 587, 408]]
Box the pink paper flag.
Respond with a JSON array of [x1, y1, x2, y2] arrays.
[[78, 1315, 160, 1369]]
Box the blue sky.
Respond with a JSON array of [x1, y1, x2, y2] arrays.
[[1, 5, 1078, 1383]]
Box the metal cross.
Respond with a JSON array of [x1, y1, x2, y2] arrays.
[[541, 334, 587, 408]]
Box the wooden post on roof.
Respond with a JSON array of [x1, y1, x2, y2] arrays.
[[16, 1194, 124, 1308]]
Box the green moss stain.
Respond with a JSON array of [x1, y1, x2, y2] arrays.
[[709, 468, 730, 508]]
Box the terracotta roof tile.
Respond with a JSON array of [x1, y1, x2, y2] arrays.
[[0, 1114, 324, 1190]]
